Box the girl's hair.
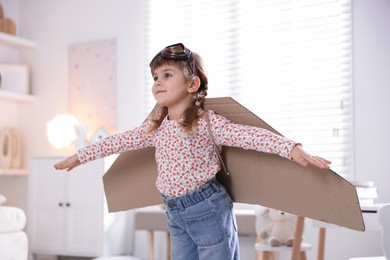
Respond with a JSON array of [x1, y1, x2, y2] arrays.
[[148, 51, 209, 133]]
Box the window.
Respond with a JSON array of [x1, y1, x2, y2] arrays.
[[144, 0, 353, 179]]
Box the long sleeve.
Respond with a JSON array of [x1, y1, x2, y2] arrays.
[[208, 110, 298, 159], [77, 120, 154, 164]]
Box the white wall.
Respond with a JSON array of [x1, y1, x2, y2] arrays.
[[0, 0, 389, 259], [353, 0, 390, 204]]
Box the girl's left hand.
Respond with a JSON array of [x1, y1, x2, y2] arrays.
[[54, 154, 81, 171], [291, 145, 331, 169]]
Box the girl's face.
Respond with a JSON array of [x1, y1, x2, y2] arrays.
[[152, 64, 194, 110]]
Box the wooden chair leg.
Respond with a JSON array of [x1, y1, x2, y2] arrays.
[[262, 251, 271, 260], [147, 230, 154, 260], [255, 235, 262, 260], [256, 250, 261, 260], [317, 227, 326, 260], [166, 231, 171, 260], [292, 216, 305, 260], [300, 252, 307, 260]]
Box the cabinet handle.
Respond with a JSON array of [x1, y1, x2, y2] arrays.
[[66, 202, 70, 207], [58, 202, 63, 207]]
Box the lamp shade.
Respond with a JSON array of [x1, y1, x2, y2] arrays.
[[46, 114, 79, 149]]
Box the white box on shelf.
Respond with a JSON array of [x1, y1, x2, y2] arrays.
[[0, 64, 29, 94]]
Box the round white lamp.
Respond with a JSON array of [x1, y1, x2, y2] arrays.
[[46, 114, 80, 150]]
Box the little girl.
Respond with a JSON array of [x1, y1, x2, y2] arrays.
[[54, 43, 331, 260]]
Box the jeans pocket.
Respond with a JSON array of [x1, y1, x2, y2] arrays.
[[186, 210, 224, 247]]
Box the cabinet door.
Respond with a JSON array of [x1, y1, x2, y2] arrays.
[[65, 159, 104, 256], [29, 157, 105, 257], [29, 157, 67, 254]]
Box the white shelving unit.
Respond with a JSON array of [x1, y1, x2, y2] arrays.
[[0, 89, 35, 102], [0, 168, 28, 176], [0, 32, 37, 49], [0, 32, 36, 102], [0, 33, 36, 175]]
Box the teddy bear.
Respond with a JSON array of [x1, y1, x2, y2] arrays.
[[258, 208, 296, 247]]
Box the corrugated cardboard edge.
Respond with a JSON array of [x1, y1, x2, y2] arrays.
[[103, 97, 365, 231]]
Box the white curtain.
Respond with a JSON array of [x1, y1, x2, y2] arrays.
[[143, 0, 353, 179]]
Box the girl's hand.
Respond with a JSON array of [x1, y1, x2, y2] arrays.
[[291, 145, 331, 169], [54, 154, 81, 171]]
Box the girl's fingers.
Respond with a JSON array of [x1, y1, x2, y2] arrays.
[[54, 161, 72, 171], [307, 156, 331, 169], [54, 155, 80, 171], [54, 162, 64, 170], [312, 155, 331, 164]]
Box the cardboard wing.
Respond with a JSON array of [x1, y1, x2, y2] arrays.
[[103, 97, 365, 231]]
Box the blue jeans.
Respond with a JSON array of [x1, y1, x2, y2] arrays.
[[161, 178, 240, 260]]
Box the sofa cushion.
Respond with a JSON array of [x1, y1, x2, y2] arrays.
[[0, 206, 26, 232], [0, 231, 28, 259]]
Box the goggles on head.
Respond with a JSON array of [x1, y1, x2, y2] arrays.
[[150, 43, 196, 75]]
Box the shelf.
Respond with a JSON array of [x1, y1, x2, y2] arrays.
[[0, 32, 37, 49], [0, 89, 35, 102], [0, 168, 28, 176]]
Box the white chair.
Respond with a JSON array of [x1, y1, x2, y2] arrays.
[[133, 206, 171, 260], [93, 206, 169, 260], [349, 204, 390, 260], [255, 240, 312, 260], [254, 206, 312, 260]]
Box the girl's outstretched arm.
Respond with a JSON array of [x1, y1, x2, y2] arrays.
[[291, 145, 331, 169], [54, 154, 81, 171]]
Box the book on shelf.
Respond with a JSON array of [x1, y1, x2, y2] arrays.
[[351, 180, 378, 205]]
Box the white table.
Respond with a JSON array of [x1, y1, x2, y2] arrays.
[[313, 204, 390, 260]]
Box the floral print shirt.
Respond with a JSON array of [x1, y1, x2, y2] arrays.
[[77, 110, 298, 198]]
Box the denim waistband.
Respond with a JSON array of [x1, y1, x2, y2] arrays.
[[161, 178, 221, 210]]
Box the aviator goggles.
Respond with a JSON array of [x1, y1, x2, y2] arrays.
[[150, 43, 196, 75]]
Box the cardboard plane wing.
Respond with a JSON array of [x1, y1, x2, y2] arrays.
[[103, 97, 365, 231]]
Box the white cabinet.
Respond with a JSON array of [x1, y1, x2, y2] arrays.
[[28, 157, 112, 257]]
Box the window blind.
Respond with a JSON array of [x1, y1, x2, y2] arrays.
[[144, 0, 353, 179]]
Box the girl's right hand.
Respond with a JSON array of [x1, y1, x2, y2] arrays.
[[291, 145, 331, 169], [54, 154, 81, 171]]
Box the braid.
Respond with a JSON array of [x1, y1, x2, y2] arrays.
[[179, 53, 208, 133], [193, 89, 207, 109]]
